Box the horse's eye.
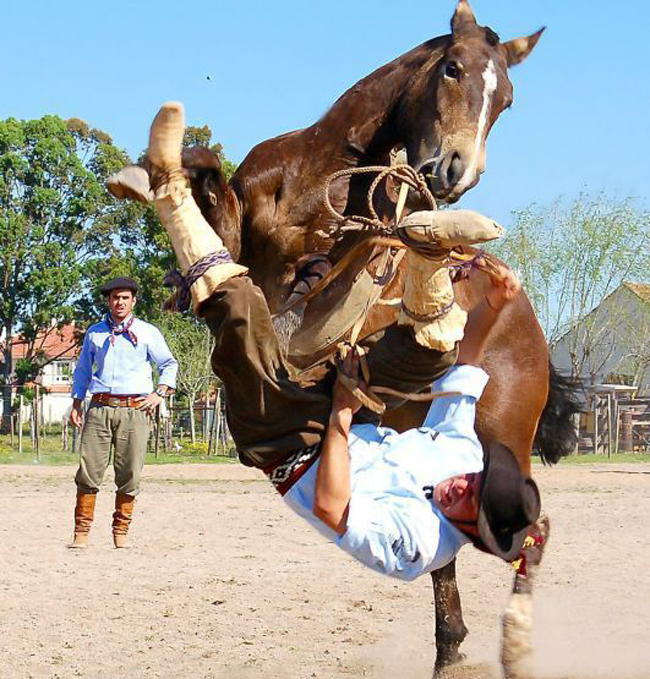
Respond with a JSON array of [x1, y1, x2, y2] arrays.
[[445, 61, 460, 80]]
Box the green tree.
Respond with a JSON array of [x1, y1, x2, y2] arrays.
[[490, 194, 649, 377], [156, 313, 215, 444], [0, 114, 236, 429], [0, 115, 135, 427]]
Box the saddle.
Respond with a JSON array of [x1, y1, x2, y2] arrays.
[[285, 238, 405, 370]]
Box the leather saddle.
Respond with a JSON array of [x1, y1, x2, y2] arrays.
[[287, 241, 405, 370]]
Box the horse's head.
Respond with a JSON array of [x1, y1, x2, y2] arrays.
[[396, 0, 543, 203], [181, 147, 242, 260]]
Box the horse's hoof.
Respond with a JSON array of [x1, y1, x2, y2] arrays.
[[434, 650, 467, 676]]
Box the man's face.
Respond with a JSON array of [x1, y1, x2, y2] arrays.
[[107, 289, 135, 322], [433, 472, 482, 536]]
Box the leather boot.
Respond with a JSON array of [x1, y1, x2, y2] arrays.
[[396, 210, 504, 351], [112, 493, 135, 549], [70, 490, 97, 549], [396, 209, 504, 251], [398, 250, 468, 352], [148, 102, 247, 313]]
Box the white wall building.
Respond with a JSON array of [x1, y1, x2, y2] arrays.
[[9, 324, 80, 425], [551, 283, 650, 395]]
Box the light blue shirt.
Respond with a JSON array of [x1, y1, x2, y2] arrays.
[[284, 364, 489, 581], [71, 315, 178, 399]]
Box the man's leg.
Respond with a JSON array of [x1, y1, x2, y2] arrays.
[[71, 404, 112, 547], [111, 407, 151, 548], [201, 278, 333, 468], [352, 212, 503, 418], [352, 250, 464, 420], [148, 102, 332, 470]]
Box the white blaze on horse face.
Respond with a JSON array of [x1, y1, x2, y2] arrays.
[[455, 58, 497, 195]]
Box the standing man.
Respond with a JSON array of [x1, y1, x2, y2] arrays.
[[70, 277, 178, 548]]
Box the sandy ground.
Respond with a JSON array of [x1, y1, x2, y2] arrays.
[[1, 462, 648, 679]]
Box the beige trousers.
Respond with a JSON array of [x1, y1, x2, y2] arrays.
[[75, 403, 151, 496]]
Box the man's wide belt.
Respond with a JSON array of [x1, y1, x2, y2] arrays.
[[91, 393, 141, 408]]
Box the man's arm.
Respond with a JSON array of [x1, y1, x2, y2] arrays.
[[137, 326, 179, 412], [313, 353, 363, 535], [146, 326, 178, 391], [70, 333, 94, 427]]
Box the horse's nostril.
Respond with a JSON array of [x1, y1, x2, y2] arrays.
[[419, 161, 435, 180], [447, 152, 464, 186]]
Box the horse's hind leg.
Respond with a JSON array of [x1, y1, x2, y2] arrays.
[[431, 559, 468, 675], [501, 515, 550, 679]]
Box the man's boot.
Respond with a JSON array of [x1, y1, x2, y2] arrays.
[[397, 209, 504, 251], [112, 493, 135, 549], [148, 102, 247, 313], [396, 210, 504, 351], [70, 490, 97, 548]]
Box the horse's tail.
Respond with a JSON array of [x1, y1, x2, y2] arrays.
[[533, 361, 582, 465]]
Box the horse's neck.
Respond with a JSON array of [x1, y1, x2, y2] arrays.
[[313, 37, 447, 161]]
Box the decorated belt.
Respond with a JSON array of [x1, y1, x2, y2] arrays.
[[263, 443, 321, 496], [91, 393, 141, 408]]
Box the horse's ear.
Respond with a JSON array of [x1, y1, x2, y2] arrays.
[[451, 0, 477, 36], [502, 27, 545, 67]]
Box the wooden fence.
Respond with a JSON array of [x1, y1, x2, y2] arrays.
[[577, 386, 650, 456], [7, 389, 236, 459]]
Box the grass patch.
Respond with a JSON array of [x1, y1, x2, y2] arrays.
[[0, 432, 237, 466], [552, 452, 650, 464]]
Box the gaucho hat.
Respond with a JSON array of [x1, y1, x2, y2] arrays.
[[476, 440, 541, 561], [100, 277, 139, 295]]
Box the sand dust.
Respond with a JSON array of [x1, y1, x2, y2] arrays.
[[1, 462, 648, 679]]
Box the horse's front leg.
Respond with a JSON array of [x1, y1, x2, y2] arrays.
[[431, 558, 468, 675]]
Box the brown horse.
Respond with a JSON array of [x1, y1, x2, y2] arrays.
[[111, 1, 578, 673]]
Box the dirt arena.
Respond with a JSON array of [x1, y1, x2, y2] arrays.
[[1, 462, 648, 679]]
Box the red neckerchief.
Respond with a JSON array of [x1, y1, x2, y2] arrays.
[[106, 313, 138, 347]]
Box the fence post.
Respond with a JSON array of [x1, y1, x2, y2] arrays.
[[18, 395, 23, 455], [593, 394, 599, 454], [619, 411, 633, 453], [154, 405, 161, 459], [34, 383, 41, 461], [62, 418, 68, 451], [214, 390, 222, 455], [166, 394, 174, 452]]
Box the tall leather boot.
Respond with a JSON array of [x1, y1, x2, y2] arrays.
[[396, 210, 504, 351], [148, 102, 248, 313], [112, 493, 135, 549], [70, 490, 97, 548]]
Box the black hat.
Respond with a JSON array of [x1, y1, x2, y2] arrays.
[[476, 441, 541, 561], [100, 277, 139, 296]]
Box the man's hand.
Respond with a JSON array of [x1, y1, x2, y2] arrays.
[[135, 392, 163, 414], [70, 402, 84, 428], [332, 350, 365, 423]]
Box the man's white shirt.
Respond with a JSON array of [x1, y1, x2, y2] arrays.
[[284, 364, 489, 581]]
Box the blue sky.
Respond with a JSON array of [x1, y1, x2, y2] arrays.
[[3, 0, 649, 226]]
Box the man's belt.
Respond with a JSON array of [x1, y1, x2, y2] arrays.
[[263, 443, 321, 496], [91, 393, 141, 408]]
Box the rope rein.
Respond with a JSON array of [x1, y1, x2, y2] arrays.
[[319, 164, 436, 239], [164, 249, 234, 312]]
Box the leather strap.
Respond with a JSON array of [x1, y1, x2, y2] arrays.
[[91, 394, 141, 408]]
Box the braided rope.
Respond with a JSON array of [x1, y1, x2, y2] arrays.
[[400, 298, 456, 323], [164, 249, 234, 312], [321, 164, 436, 239]]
